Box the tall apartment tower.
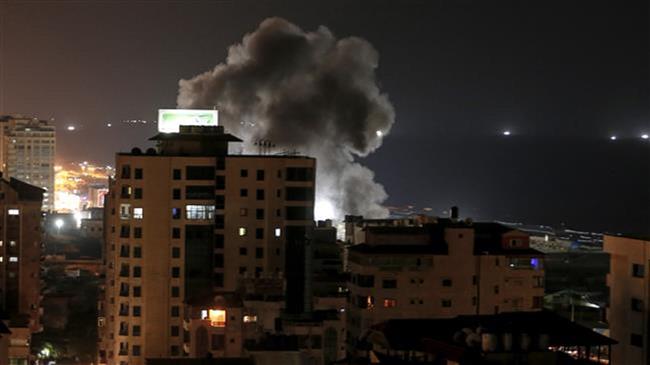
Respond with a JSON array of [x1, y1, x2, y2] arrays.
[[604, 234, 650, 365], [98, 125, 315, 365], [0, 115, 56, 211], [0, 176, 44, 364]]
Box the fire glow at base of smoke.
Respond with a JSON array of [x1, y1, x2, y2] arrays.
[[314, 199, 336, 221]]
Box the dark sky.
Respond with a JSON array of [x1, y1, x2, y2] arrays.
[[1, 0, 648, 234]]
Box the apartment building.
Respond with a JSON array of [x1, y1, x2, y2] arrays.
[[182, 293, 345, 365], [98, 125, 315, 365], [0, 176, 44, 364], [0, 115, 55, 211], [177, 220, 346, 364], [604, 233, 650, 365], [346, 214, 545, 351]]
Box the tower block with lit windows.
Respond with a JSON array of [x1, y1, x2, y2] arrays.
[[0, 176, 44, 364], [98, 123, 315, 365]]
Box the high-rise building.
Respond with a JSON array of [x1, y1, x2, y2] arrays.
[[604, 233, 650, 365], [98, 125, 315, 365], [345, 213, 545, 352], [0, 115, 56, 211], [0, 176, 44, 364]]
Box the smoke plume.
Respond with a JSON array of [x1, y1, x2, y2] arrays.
[[177, 18, 395, 219]]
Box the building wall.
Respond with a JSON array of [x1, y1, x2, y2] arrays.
[[605, 234, 650, 365], [0, 116, 55, 212], [0, 179, 43, 334], [346, 226, 544, 350], [101, 152, 316, 365]]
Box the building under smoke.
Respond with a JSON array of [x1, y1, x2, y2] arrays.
[[177, 17, 395, 220]]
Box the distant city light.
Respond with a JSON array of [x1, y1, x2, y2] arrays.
[[642, 134, 649, 140], [503, 130, 511, 136], [107, 123, 112, 127], [66, 125, 76, 131], [610, 136, 617, 141]]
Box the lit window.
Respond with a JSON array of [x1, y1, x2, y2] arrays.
[[9, 241, 16, 247], [383, 299, 397, 308], [238, 227, 247, 237], [120, 204, 131, 219], [9, 257, 18, 262], [243, 315, 257, 323], [366, 296, 375, 309], [133, 208, 143, 219], [0, 241, 3, 247], [8, 209, 19, 215], [204, 309, 226, 327], [185, 205, 215, 220], [274, 228, 281, 237], [0, 256, 3, 262]]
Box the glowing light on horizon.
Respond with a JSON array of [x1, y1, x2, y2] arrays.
[[503, 130, 511, 136], [610, 136, 617, 141], [642, 134, 649, 140], [66, 125, 76, 131]]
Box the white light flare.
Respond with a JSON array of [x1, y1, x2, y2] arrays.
[[503, 130, 511, 136], [66, 125, 76, 131], [375, 130, 383, 137], [642, 134, 649, 140], [610, 135, 617, 141], [314, 199, 336, 221], [73, 211, 82, 228]]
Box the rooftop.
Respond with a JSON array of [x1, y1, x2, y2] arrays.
[[351, 221, 543, 257], [1, 176, 45, 201], [348, 243, 448, 255], [370, 310, 616, 350], [604, 232, 650, 242], [148, 132, 242, 142], [146, 358, 254, 365]]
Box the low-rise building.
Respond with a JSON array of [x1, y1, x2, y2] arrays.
[[346, 212, 545, 352], [182, 294, 345, 365], [363, 311, 615, 364]]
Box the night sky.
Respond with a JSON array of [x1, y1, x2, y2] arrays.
[[1, 1, 648, 234]]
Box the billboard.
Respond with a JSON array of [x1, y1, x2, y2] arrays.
[[157, 109, 219, 133]]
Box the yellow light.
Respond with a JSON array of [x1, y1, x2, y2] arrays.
[[243, 315, 257, 323], [208, 309, 226, 327]]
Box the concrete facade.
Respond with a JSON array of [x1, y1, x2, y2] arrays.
[[0, 115, 55, 212], [0, 177, 44, 364], [98, 126, 316, 365], [604, 234, 650, 365], [346, 219, 545, 351]]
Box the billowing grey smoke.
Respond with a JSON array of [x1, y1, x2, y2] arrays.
[[177, 17, 395, 219]]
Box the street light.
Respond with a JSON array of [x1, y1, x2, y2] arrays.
[[55, 218, 64, 231]]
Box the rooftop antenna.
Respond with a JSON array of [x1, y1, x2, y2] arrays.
[[254, 139, 275, 155]]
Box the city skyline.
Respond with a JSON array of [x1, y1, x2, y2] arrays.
[[0, 1, 648, 234], [0, 3, 646, 363]]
